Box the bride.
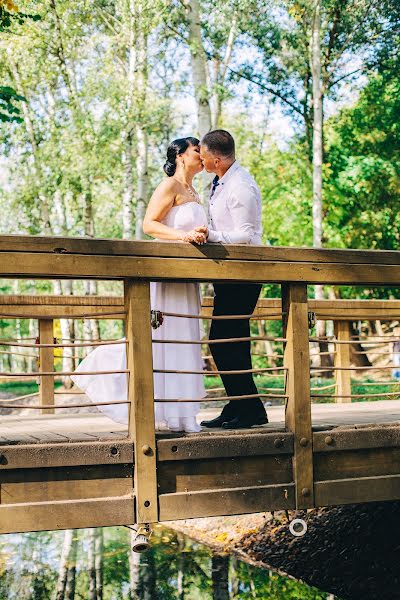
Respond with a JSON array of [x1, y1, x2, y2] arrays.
[[71, 136, 208, 433]]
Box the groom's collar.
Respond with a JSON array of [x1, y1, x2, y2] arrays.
[[216, 160, 240, 186]]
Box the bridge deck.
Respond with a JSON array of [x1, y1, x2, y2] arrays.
[[1, 400, 400, 444]]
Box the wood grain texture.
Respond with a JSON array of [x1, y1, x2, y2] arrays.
[[334, 321, 352, 403], [282, 283, 314, 509], [39, 319, 54, 414], [159, 483, 295, 520], [0, 496, 134, 534], [125, 280, 158, 523], [314, 474, 400, 506]]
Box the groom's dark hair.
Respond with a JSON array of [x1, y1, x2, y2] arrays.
[[201, 130, 235, 159]]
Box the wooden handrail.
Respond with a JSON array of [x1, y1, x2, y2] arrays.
[[0, 235, 400, 284]]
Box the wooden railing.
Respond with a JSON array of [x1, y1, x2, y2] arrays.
[[0, 235, 400, 524], [0, 294, 399, 410]]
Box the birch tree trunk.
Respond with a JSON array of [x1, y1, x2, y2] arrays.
[[310, 0, 323, 250], [88, 529, 97, 600], [122, 0, 137, 240], [65, 531, 78, 600], [183, 0, 212, 137], [54, 529, 74, 600], [134, 13, 149, 241], [95, 529, 103, 600], [129, 529, 140, 600], [310, 0, 332, 373]]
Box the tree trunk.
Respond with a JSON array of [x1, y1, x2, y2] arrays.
[[184, 0, 212, 137], [211, 554, 229, 600], [310, 0, 323, 249], [122, 0, 137, 240], [54, 530, 74, 600], [129, 529, 141, 600], [95, 529, 103, 600], [88, 529, 97, 600], [65, 531, 78, 600], [134, 17, 149, 241]]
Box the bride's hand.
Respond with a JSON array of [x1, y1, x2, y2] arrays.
[[195, 226, 208, 238]]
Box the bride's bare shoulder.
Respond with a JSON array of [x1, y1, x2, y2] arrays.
[[155, 177, 179, 192]]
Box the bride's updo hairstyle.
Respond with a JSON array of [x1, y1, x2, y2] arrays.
[[163, 136, 200, 177]]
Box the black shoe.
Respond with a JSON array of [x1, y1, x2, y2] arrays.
[[200, 414, 231, 428], [221, 414, 268, 430]]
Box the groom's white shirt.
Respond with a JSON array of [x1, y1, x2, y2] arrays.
[[207, 161, 262, 245]]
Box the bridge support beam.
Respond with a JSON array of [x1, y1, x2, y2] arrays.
[[38, 318, 55, 414], [334, 320, 352, 402], [282, 283, 314, 509], [125, 280, 158, 524]]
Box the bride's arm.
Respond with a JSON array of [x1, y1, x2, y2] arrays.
[[143, 179, 187, 240]]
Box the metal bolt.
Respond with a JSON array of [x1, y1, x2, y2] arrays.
[[110, 447, 119, 456], [325, 436, 334, 445], [274, 438, 284, 448], [0, 455, 7, 466], [144, 500, 150, 508], [301, 487, 310, 497], [171, 445, 178, 453], [299, 437, 308, 447], [142, 445, 152, 456]]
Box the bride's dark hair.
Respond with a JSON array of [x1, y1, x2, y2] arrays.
[[163, 137, 200, 177]]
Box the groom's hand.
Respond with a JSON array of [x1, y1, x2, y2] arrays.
[[183, 229, 207, 244], [195, 226, 208, 239]]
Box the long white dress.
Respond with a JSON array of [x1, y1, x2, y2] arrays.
[[71, 201, 208, 432]]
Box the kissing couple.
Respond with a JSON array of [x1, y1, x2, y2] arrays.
[[72, 129, 268, 432]]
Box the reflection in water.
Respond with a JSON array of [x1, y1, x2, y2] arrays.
[[0, 526, 332, 599]]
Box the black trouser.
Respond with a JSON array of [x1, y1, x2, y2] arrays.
[[209, 283, 265, 419]]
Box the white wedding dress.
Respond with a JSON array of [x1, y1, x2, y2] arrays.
[[71, 201, 208, 432]]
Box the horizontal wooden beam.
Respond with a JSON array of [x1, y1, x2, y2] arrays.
[[1, 252, 400, 285], [314, 474, 400, 506], [157, 432, 293, 461], [0, 495, 134, 534], [0, 440, 134, 469], [314, 447, 400, 481], [1, 234, 400, 265], [313, 426, 400, 453], [159, 483, 295, 521]]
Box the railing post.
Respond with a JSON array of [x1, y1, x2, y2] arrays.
[[38, 318, 54, 414], [282, 283, 314, 509], [334, 320, 352, 403], [124, 280, 158, 524]]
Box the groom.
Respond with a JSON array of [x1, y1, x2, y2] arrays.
[[196, 130, 268, 429]]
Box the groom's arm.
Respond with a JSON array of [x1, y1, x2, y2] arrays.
[[206, 186, 259, 244]]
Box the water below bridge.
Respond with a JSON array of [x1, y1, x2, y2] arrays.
[[0, 526, 335, 599]]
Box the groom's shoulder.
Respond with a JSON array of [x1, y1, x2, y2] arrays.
[[233, 164, 260, 189]]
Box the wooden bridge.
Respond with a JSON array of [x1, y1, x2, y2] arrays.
[[0, 235, 400, 535]]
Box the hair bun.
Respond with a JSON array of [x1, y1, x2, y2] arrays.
[[163, 159, 176, 177]]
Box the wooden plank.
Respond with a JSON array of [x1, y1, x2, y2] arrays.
[[39, 318, 54, 414], [125, 280, 157, 523], [282, 283, 314, 509], [1, 234, 400, 265], [0, 496, 134, 534], [3, 252, 400, 285], [334, 321, 351, 403], [159, 483, 295, 521], [0, 440, 134, 469], [157, 455, 293, 494], [314, 447, 400, 481], [157, 432, 293, 461], [1, 477, 132, 504], [313, 425, 400, 452], [314, 474, 400, 506]]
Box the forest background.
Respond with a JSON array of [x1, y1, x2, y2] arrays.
[[0, 0, 399, 368]]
